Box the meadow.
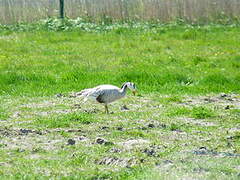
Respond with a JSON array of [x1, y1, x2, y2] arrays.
[[0, 20, 240, 179]]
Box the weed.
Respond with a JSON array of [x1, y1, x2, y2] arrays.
[[191, 106, 215, 119]]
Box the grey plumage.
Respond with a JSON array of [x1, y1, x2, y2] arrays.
[[77, 82, 137, 114]]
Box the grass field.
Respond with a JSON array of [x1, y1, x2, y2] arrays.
[[0, 21, 240, 179]]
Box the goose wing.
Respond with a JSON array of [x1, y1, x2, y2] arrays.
[[78, 85, 120, 102]]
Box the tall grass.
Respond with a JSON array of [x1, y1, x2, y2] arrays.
[[0, 23, 240, 96], [1, 0, 240, 24]]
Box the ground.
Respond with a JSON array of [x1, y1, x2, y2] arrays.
[[0, 93, 240, 179], [0, 23, 240, 179]]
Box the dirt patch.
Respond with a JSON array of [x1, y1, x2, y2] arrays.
[[161, 130, 189, 143], [0, 128, 18, 137], [1, 134, 67, 152], [36, 109, 72, 116], [193, 147, 240, 157], [21, 100, 56, 109], [143, 145, 165, 157], [0, 128, 44, 137], [109, 148, 122, 153], [177, 117, 217, 127], [138, 121, 167, 131], [97, 157, 137, 167], [155, 159, 174, 168], [228, 127, 240, 133], [180, 93, 240, 109], [46, 128, 83, 133], [95, 137, 114, 145], [118, 139, 150, 150], [0, 127, 89, 152]]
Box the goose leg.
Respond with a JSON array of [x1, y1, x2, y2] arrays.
[[104, 104, 109, 114]]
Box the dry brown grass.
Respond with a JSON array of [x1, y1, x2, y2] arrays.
[[1, 0, 240, 24]]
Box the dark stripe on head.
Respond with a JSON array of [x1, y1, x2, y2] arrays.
[[121, 82, 127, 89]]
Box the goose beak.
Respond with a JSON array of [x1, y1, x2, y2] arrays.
[[132, 90, 137, 96]]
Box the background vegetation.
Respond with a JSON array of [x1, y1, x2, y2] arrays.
[[1, 0, 240, 24]]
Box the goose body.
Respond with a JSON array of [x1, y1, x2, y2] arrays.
[[78, 82, 137, 113]]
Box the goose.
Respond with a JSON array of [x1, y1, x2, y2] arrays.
[[77, 82, 137, 114]]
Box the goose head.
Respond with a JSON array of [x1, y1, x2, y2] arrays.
[[122, 82, 137, 95]]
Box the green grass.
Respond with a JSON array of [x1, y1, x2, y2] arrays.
[[0, 108, 9, 120], [0, 22, 240, 96], [191, 106, 215, 119], [34, 112, 95, 128], [0, 21, 240, 179]]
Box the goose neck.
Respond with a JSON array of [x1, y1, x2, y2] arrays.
[[120, 84, 128, 95]]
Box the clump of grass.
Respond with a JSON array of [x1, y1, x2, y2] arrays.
[[191, 106, 215, 119], [181, 29, 198, 40], [193, 56, 207, 65], [165, 105, 215, 119], [229, 109, 240, 116], [166, 106, 191, 117], [169, 123, 182, 131], [0, 144, 6, 148], [157, 96, 183, 104], [0, 108, 9, 120], [34, 112, 95, 128], [167, 96, 183, 103], [68, 152, 89, 166], [125, 130, 146, 138], [200, 73, 231, 85]]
